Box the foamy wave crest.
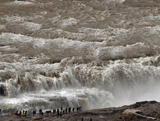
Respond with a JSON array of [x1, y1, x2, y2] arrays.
[[7, 0, 34, 5], [104, 0, 125, 3]]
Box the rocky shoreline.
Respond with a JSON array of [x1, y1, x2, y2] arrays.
[[0, 101, 160, 121]]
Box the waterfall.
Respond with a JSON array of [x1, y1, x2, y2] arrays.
[[0, 0, 160, 115], [1, 56, 160, 113]]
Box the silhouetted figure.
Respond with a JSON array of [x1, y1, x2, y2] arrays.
[[25, 111, 27, 117], [63, 108, 65, 114], [69, 107, 71, 113], [61, 107, 63, 111], [60, 110, 62, 117], [73, 107, 74, 112], [46, 110, 51, 116], [15, 110, 21, 117], [81, 117, 83, 121], [53, 109, 55, 114], [16, 110, 18, 114], [80, 106, 82, 112], [14, 111, 17, 115], [90, 118, 92, 121], [25, 111, 27, 116], [0, 109, 2, 116], [77, 107, 79, 112], [39, 109, 43, 116], [23, 111, 25, 117], [33, 110, 36, 116], [39, 109, 42, 114], [56, 109, 57, 113], [65, 108, 67, 113], [19, 111, 21, 117], [57, 109, 59, 117], [33, 111, 34, 116]]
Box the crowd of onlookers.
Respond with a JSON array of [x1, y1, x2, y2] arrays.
[[14, 110, 27, 117], [0, 107, 93, 121], [39, 106, 83, 117], [13, 106, 83, 117]]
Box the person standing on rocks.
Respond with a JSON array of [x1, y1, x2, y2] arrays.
[[23, 111, 25, 117], [39, 109, 42, 114], [73, 107, 74, 112], [77, 107, 79, 112], [53, 109, 55, 114], [60, 110, 62, 117], [19, 111, 21, 117], [57, 109, 59, 117], [63, 108, 65, 114], [80, 106, 82, 112], [15, 110, 18, 115], [39, 109, 43, 116], [25, 111, 27, 117], [0, 109, 1, 116], [33, 110, 34, 116], [33, 110, 36, 116]]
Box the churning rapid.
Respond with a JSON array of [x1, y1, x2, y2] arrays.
[[0, 0, 160, 113]]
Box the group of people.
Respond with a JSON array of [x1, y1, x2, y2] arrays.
[[38, 106, 82, 117], [2, 107, 94, 120], [14, 106, 82, 117], [14, 110, 27, 117]]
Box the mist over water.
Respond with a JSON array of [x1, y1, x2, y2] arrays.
[[0, 0, 160, 113]]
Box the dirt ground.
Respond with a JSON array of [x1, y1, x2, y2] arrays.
[[0, 101, 160, 121]]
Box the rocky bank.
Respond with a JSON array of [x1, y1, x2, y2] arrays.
[[0, 101, 160, 121]]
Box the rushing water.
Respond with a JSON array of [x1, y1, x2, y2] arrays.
[[0, 0, 160, 114]]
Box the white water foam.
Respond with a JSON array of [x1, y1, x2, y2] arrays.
[[7, 1, 34, 6], [20, 22, 41, 31]]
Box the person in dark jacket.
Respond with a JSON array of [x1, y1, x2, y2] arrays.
[[57, 109, 59, 117], [25, 111, 27, 116], [69, 107, 71, 113], [53, 109, 55, 114], [77, 107, 79, 112], [60, 110, 62, 117]]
